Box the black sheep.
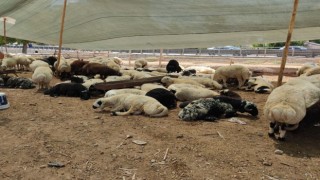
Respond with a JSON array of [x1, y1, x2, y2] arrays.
[[145, 88, 177, 109], [44, 83, 90, 100], [181, 69, 196, 76], [212, 96, 258, 117], [166, 59, 182, 73], [3, 77, 35, 89], [178, 96, 258, 121]]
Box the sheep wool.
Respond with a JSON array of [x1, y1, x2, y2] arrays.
[[93, 94, 168, 117]]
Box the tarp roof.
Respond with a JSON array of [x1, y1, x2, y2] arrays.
[[0, 0, 320, 50]]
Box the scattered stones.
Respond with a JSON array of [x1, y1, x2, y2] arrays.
[[262, 160, 272, 166], [274, 149, 284, 155], [126, 135, 133, 139], [150, 159, 156, 163], [94, 116, 101, 119], [48, 161, 65, 168], [176, 134, 184, 138], [132, 140, 147, 145]]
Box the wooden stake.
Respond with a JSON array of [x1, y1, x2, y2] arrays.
[[159, 49, 163, 67], [57, 0, 68, 68], [3, 17, 7, 54], [277, 0, 299, 86], [128, 49, 132, 66]]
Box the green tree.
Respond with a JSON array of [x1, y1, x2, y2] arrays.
[[0, 36, 32, 54]]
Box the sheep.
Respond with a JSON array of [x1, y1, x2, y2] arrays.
[[0, 58, 18, 70], [30, 60, 50, 72], [181, 69, 196, 76], [70, 75, 89, 83], [54, 59, 72, 80], [92, 94, 169, 117], [172, 86, 219, 101], [2, 76, 35, 89], [178, 76, 222, 90], [245, 76, 274, 93], [70, 59, 89, 75], [120, 69, 153, 80], [134, 59, 148, 69], [213, 65, 251, 89], [304, 66, 320, 76], [140, 83, 167, 92], [161, 76, 205, 88], [296, 63, 317, 76], [104, 88, 146, 97], [178, 96, 258, 121], [32, 66, 53, 90], [166, 59, 182, 73], [264, 74, 320, 140], [16, 56, 32, 71], [82, 63, 121, 79], [145, 88, 177, 109], [218, 89, 242, 99], [184, 66, 215, 74], [44, 83, 90, 100], [82, 79, 105, 90], [105, 75, 131, 82]]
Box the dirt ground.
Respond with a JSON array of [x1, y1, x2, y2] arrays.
[[1, 56, 320, 180]]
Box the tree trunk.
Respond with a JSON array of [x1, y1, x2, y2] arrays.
[[22, 42, 28, 54]]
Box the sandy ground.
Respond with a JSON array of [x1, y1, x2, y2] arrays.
[[0, 56, 320, 180]]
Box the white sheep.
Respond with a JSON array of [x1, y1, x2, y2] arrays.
[[104, 88, 146, 97], [105, 75, 131, 82], [161, 76, 205, 88], [134, 59, 148, 69], [264, 74, 320, 140], [30, 60, 50, 72], [32, 66, 53, 90], [296, 63, 318, 76], [82, 79, 104, 90], [167, 83, 219, 101], [120, 69, 153, 80], [178, 76, 222, 90], [0, 57, 18, 70], [245, 76, 274, 93], [213, 65, 251, 89], [92, 94, 168, 117], [184, 66, 215, 74]]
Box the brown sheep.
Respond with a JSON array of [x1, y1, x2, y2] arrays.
[[82, 63, 121, 79], [70, 59, 89, 75]]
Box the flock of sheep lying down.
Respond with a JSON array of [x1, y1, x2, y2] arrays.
[[1, 54, 320, 140]]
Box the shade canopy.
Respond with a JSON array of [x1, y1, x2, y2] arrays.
[[0, 0, 319, 50]]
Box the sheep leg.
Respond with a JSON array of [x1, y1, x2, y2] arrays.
[[274, 123, 286, 141], [268, 122, 277, 137], [222, 77, 228, 88], [112, 105, 141, 116]]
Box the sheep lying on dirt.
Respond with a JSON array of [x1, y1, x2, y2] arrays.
[[145, 88, 177, 109], [140, 83, 167, 92], [296, 63, 318, 76], [213, 65, 251, 89], [0, 76, 35, 89], [92, 94, 169, 117], [178, 96, 258, 121], [178, 76, 222, 89], [264, 74, 320, 140], [245, 76, 274, 93], [44, 83, 90, 100], [184, 66, 215, 74], [161, 76, 204, 87], [104, 88, 146, 97]]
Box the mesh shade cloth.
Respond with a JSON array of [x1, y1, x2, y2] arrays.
[[0, 0, 319, 50]]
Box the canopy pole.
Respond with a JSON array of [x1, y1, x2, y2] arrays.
[[57, 0, 68, 68], [277, 0, 299, 87], [159, 49, 163, 67], [3, 17, 7, 54]]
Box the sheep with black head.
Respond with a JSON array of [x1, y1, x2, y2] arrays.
[[145, 88, 177, 109], [166, 59, 182, 73]]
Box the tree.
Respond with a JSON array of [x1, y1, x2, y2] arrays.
[[0, 36, 32, 54]]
